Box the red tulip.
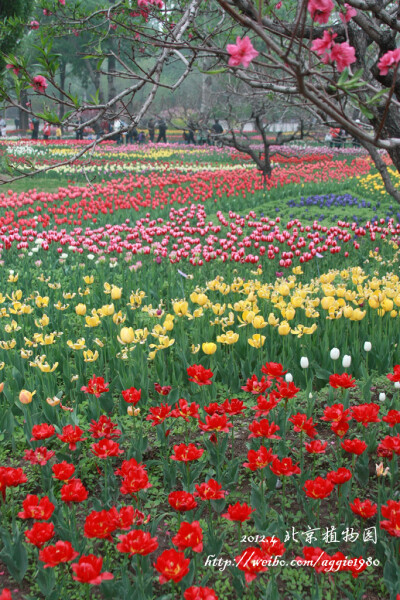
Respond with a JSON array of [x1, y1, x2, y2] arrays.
[[154, 548, 190, 584], [39, 540, 79, 568], [71, 554, 114, 584]]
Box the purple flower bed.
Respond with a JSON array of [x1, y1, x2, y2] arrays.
[[285, 193, 397, 223]]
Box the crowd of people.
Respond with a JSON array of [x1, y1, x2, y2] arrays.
[[4, 114, 362, 149], [20, 114, 226, 145], [325, 127, 361, 148]]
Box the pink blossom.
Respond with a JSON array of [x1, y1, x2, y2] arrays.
[[308, 0, 334, 24], [138, 0, 148, 6], [226, 36, 259, 69], [311, 31, 336, 61], [378, 48, 400, 76], [6, 64, 20, 76], [30, 21, 40, 30], [276, 1, 282, 8], [31, 76, 48, 94], [59, 0, 66, 5], [43, 9, 52, 16], [330, 42, 356, 72], [339, 3, 357, 23]]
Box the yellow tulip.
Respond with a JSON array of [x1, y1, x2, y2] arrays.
[[75, 303, 87, 316], [285, 307, 295, 321], [343, 306, 354, 319], [157, 336, 175, 349], [98, 303, 115, 317], [119, 327, 135, 344], [46, 396, 61, 407], [242, 310, 256, 324], [67, 338, 86, 350], [163, 317, 174, 331], [351, 309, 366, 321], [196, 293, 209, 306], [111, 286, 122, 300], [368, 296, 379, 309], [252, 315, 267, 328], [277, 283, 290, 296], [112, 311, 126, 324], [291, 296, 303, 308], [217, 331, 239, 344], [35, 296, 49, 308], [381, 298, 393, 312], [36, 314, 49, 328], [19, 389, 35, 405], [173, 301, 188, 316], [248, 334, 266, 348], [278, 321, 290, 336], [37, 361, 59, 373], [202, 342, 217, 355], [85, 315, 100, 327], [321, 296, 335, 310], [212, 303, 226, 315], [54, 301, 69, 311], [268, 313, 279, 327], [84, 350, 99, 362]]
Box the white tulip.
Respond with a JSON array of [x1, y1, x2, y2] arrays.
[[379, 393, 386, 402], [342, 355, 352, 368], [330, 348, 340, 360], [300, 357, 309, 369], [395, 382, 400, 390], [285, 373, 293, 383], [363, 341, 372, 352]]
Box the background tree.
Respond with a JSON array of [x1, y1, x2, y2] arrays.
[[1, 0, 400, 202], [0, 0, 31, 130]]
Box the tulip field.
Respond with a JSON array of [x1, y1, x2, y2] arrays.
[[1, 139, 400, 600]]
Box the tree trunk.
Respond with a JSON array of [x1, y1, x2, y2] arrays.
[[59, 60, 66, 128], [371, 105, 400, 203], [19, 89, 29, 133], [199, 57, 212, 114], [108, 54, 117, 104]]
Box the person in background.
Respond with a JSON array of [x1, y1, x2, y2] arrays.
[[138, 131, 146, 144], [148, 118, 155, 142], [43, 122, 51, 140], [56, 126, 62, 140], [338, 128, 346, 148], [120, 119, 127, 144], [31, 116, 39, 140], [324, 131, 332, 147], [197, 129, 208, 145], [93, 121, 103, 140], [76, 117, 83, 140], [330, 127, 340, 148], [211, 118, 223, 135], [0, 116, 6, 137], [156, 118, 167, 143], [187, 124, 196, 144], [113, 117, 122, 144], [101, 119, 110, 135], [126, 125, 138, 145]]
